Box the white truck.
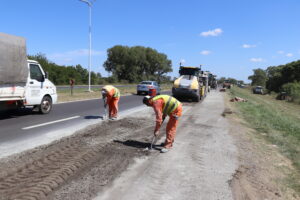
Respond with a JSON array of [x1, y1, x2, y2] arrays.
[[0, 32, 57, 114]]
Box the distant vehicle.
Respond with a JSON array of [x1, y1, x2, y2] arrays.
[[223, 80, 231, 89], [172, 66, 202, 102], [238, 84, 246, 88], [253, 86, 263, 94], [137, 81, 161, 95], [0, 33, 57, 114]]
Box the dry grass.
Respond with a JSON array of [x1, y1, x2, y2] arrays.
[[57, 83, 173, 103], [229, 86, 300, 194]]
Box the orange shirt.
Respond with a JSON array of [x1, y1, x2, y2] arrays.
[[151, 98, 165, 132], [105, 88, 117, 102]]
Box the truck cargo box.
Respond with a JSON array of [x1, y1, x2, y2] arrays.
[[0, 32, 28, 84]]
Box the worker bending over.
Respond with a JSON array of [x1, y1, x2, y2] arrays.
[[143, 95, 182, 153], [102, 85, 120, 120]]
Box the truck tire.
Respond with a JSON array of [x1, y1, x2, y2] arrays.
[[39, 96, 52, 114], [194, 95, 200, 102]]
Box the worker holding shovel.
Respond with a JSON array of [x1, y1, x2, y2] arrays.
[[101, 85, 120, 120], [143, 95, 182, 153]]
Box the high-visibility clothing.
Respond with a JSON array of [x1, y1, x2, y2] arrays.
[[150, 95, 182, 149], [102, 85, 120, 118], [108, 98, 119, 118], [165, 104, 182, 148], [103, 85, 120, 98], [152, 95, 180, 115]]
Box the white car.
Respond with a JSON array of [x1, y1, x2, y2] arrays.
[[137, 81, 161, 95]]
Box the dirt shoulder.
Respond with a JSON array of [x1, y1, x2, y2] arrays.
[[94, 90, 238, 200], [224, 93, 299, 199], [0, 90, 239, 200]]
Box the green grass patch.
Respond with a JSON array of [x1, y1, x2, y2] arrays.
[[230, 87, 300, 192]]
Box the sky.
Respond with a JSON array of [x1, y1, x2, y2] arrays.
[[1, 0, 300, 82]]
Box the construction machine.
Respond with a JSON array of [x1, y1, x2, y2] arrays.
[[198, 71, 209, 98], [172, 65, 202, 102], [223, 79, 231, 89]]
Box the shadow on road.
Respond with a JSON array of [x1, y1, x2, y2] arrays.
[[0, 109, 37, 120], [114, 139, 163, 152], [84, 115, 103, 119], [114, 139, 150, 149]]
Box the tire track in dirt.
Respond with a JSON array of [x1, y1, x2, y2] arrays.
[[0, 118, 153, 200]]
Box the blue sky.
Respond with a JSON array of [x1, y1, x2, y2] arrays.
[[1, 0, 300, 82]]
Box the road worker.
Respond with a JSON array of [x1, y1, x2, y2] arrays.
[[101, 85, 120, 120], [143, 95, 182, 153]]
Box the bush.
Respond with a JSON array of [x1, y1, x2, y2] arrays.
[[281, 82, 300, 103]]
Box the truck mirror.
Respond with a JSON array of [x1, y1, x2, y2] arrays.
[[45, 72, 48, 79], [38, 75, 45, 82]]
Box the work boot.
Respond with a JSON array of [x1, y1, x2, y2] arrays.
[[160, 148, 169, 153]]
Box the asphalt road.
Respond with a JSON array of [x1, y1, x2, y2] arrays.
[[0, 92, 171, 146], [0, 94, 144, 144]]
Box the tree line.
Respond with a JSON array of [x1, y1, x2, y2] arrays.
[[28, 45, 173, 85], [28, 54, 103, 85], [248, 60, 300, 102]]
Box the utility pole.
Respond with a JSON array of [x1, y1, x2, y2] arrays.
[[79, 0, 94, 92]]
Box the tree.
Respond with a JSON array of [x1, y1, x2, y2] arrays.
[[248, 68, 267, 87], [217, 77, 226, 84], [103, 45, 172, 83], [28, 53, 102, 85]]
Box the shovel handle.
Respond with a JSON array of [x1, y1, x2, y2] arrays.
[[150, 136, 157, 149]]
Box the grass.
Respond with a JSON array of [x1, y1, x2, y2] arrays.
[[229, 86, 300, 192], [57, 83, 173, 103]]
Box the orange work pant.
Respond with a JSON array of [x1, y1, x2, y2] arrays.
[[164, 104, 183, 148], [108, 97, 119, 118]]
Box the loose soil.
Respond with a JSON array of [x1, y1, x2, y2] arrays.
[[1, 90, 298, 200], [0, 115, 160, 200]]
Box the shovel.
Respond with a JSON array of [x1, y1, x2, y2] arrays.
[[144, 117, 165, 151], [150, 135, 158, 150], [102, 98, 108, 120]]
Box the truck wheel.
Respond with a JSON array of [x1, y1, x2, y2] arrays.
[[39, 96, 52, 114], [194, 95, 200, 102]]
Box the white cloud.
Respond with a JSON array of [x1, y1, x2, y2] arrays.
[[250, 58, 264, 62], [200, 28, 223, 37], [200, 50, 211, 55], [286, 53, 293, 57], [277, 50, 284, 54], [242, 44, 256, 48], [179, 59, 186, 65], [48, 49, 104, 63]]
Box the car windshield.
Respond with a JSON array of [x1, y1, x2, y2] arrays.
[[140, 81, 152, 85]]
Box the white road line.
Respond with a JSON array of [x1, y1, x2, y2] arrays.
[[22, 116, 80, 130]]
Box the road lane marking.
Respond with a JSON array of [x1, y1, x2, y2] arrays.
[[22, 116, 80, 130]]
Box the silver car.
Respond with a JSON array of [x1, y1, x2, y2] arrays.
[[137, 81, 161, 95]]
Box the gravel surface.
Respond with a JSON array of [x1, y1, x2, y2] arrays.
[[2, 91, 291, 200], [94, 91, 238, 200]]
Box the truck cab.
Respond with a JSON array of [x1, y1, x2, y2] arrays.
[[0, 32, 57, 114], [25, 60, 57, 113]]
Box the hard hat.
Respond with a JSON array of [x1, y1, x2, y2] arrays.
[[143, 95, 151, 105]]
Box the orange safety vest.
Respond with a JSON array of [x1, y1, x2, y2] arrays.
[[152, 95, 181, 115], [103, 85, 120, 98]]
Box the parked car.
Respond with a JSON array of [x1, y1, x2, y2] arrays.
[[253, 86, 264, 94], [137, 81, 161, 95]]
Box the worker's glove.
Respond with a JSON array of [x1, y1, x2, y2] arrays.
[[154, 130, 160, 137], [173, 115, 179, 120]]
